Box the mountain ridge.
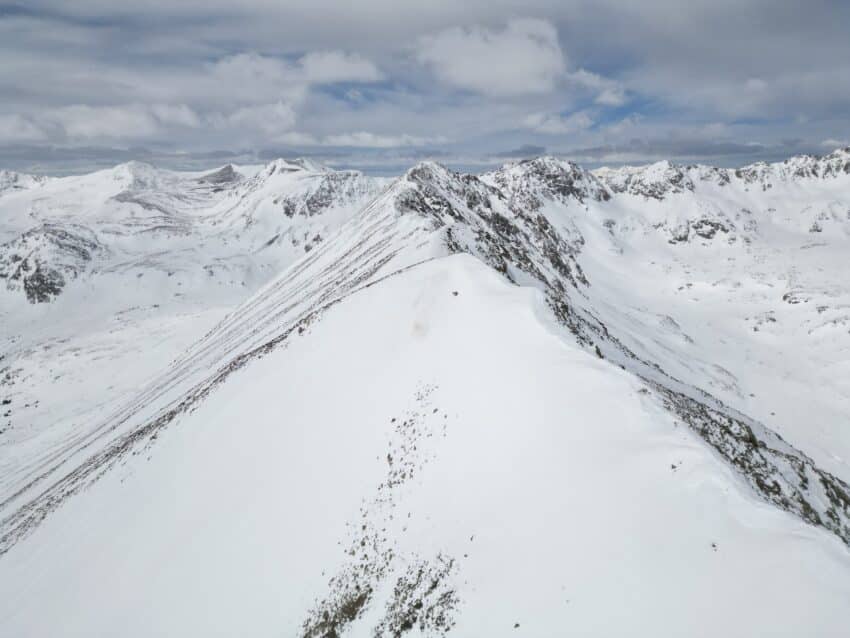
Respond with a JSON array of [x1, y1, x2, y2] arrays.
[[1, 145, 849, 635]]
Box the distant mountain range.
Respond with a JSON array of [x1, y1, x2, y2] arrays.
[[1, 147, 849, 636]]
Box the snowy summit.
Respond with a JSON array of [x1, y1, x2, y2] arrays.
[[2, 3, 850, 636], [1, 147, 850, 636]]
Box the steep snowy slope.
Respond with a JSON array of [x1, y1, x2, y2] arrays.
[[0, 159, 388, 304], [1, 154, 850, 636], [0, 170, 48, 196], [0, 160, 387, 519], [1, 149, 850, 636], [1, 257, 849, 637], [584, 149, 850, 478]]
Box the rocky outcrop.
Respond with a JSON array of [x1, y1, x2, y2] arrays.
[[278, 170, 383, 218], [595, 160, 695, 199], [0, 224, 104, 302], [396, 160, 850, 548]]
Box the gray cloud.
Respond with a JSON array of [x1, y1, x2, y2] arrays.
[[416, 19, 566, 96], [493, 144, 547, 158], [1, 1, 848, 173]]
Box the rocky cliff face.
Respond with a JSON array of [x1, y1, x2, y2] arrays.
[[0, 223, 104, 302]]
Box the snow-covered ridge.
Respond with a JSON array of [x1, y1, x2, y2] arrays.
[[3, 151, 849, 558], [594, 146, 850, 198], [0, 157, 388, 303], [737, 146, 850, 183], [0, 223, 105, 302], [594, 160, 697, 199], [483, 156, 610, 206], [263, 157, 330, 175], [0, 169, 49, 195], [2, 147, 850, 634]]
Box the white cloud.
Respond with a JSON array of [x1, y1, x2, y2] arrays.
[[569, 69, 627, 107], [208, 51, 381, 103], [207, 54, 308, 106], [265, 130, 445, 148], [595, 87, 627, 107], [0, 1, 847, 173], [54, 105, 159, 139], [416, 18, 566, 96], [274, 131, 320, 146], [322, 131, 445, 148], [821, 138, 848, 148], [298, 51, 382, 84], [0, 114, 48, 142], [205, 110, 441, 148], [1, 98, 445, 149], [38, 104, 201, 140], [213, 102, 298, 137], [524, 110, 593, 135], [46, 105, 158, 139], [149, 104, 202, 128], [745, 77, 768, 92], [601, 114, 644, 136]]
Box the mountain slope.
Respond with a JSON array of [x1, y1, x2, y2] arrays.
[[1, 149, 850, 636], [0, 160, 387, 522], [582, 151, 850, 481], [2, 253, 850, 637]]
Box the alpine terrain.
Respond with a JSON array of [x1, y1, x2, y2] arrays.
[[1, 148, 850, 637]]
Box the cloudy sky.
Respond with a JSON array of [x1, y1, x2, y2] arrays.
[[2, 0, 849, 173]]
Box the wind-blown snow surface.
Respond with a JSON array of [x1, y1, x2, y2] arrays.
[[1, 149, 850, 636], [3, 255, 850, 637], [0, 159, 387, 513]]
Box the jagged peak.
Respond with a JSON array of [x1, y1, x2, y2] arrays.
[[594, 158, 685, 178], [825, 145, 850, 158], [197, 164, 242, 185], [403, 160, 456, 185], [591, 145, 850, 197], [0, 169, 48, 192], [107, 161, 165, 191], [0, 168, 32, 180], [485, 155, 609, 205], [493, 156, 592, 187], [735, 147, 850, 183], [592, 159, 694, 200], [506, 155, 581, 172], [263, 157, 330, 176]]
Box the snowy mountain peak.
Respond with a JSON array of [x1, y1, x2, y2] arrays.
[[483, 156, 609, 209], [264, 157, 329, 176], [795, 146, 850, 178], [111, 159, 158, 178], [197, 164, 242, 185], [2, 145, 850, 636], [0, 169, 48, 194], [826, 145, 850, 158], [0, 223, 105, 302], [403, 159, 455, 184], [107, 160, 169, 192], [502, 155, 580, 173], [594, 159, 695, 199], [592, 147, 850, 199], [499, 155, 588, 184], [396, 161, 492, 225], [735, 147, 850, 185]]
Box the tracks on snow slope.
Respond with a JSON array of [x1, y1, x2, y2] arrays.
[[0, 186, 439, 555], [400, 162, 850, 548], [2, 161, 849, 555]]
